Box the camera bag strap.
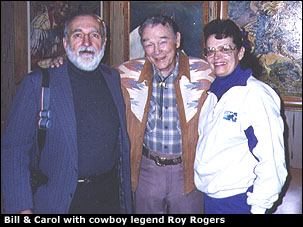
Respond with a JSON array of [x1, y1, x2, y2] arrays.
[[37, 68, 50, 165]]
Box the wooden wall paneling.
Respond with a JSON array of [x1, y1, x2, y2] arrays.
[[207, 1, 218, 21], [202, 2, 210, 60], [109, 1, 128, 67], [1, 1, 17, 135], [102, 1, 110, 25], [219, 1, 228, 19], [102, 1, 110, 66], [13, 1, 28, 83], [281, 95, 302, 112], [1, 2, 15, 65], [284, 110, 302, 169], [123, 1, 129, 63]]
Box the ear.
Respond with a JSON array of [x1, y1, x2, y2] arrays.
[[63, 37, 67, 50], [102, 37, 107, 49], [238, 46, 245, 61], [176, 32, 181, 49]]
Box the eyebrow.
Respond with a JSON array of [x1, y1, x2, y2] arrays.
[[207, 43, 233, 48], [71, 28, 101, 35], [142, 36, 169, 43]]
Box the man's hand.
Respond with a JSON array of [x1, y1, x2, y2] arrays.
[[50, 55, 65, 68], [19, 209, 33, 214]]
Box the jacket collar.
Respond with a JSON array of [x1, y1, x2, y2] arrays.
[[177, 51, 191, 81]]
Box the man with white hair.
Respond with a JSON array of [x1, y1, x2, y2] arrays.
[[1, 12, 131, 214]]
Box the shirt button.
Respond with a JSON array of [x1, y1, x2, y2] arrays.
[[164, 145, 168, 149], [165, 126, 168, 129]]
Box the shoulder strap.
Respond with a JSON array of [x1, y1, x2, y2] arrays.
[[37, 68, 50, 155]]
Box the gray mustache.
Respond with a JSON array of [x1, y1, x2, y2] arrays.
[[78, 46, 96, 54]]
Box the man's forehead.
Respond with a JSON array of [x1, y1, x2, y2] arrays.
[[145, 23, 171, 31], [142, 23, 175, 40], [68, 15, 102, 32]]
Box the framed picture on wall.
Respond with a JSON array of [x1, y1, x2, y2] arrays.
[[123, 1, 224, 62], [27, 1, 102, 72], [225, 1, 302, 110], [104, 1, 221, 66], [128, 1, 205, 60]]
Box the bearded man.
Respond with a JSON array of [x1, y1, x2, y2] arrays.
[[1, 13, 131, 214]]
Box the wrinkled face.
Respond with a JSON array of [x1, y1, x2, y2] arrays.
[[141, 23, 181, 77], [206, 34, 244, 77], [63, 15, 106, 71]]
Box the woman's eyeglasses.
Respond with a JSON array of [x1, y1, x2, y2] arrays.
[[204, 44, 237, 58]]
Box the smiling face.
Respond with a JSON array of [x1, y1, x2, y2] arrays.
[[206, 34, 245, 77], [141, 23, 181, 77], [63, 15, 106, 71]]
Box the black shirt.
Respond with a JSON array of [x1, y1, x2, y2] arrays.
[[67, 59, 120, 178]]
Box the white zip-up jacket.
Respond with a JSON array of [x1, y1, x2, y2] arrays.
[[194, 71, 288, 214]]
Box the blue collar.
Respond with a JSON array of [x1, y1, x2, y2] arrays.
[[209, 65, 252, 101]]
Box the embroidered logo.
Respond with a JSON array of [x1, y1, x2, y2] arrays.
[[223, 111, 237, 122]]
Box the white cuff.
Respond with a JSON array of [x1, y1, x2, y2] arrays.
[[250, 205, 267, 214]]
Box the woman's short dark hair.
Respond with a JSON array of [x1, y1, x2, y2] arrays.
[[204, 19, 262, 77], [204, 19, 243, 50]]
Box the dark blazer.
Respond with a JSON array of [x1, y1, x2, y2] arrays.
[[1, 62, 131, 214]]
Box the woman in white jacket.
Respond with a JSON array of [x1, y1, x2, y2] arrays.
[[194, 19, 288, 214]]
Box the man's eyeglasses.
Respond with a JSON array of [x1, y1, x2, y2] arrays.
[[204, 44, 237, 58]]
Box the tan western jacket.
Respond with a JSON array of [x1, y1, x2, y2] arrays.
[[118, 51, 215, 194]]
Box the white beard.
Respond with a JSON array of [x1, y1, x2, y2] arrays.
[[65, 43, 105, 71]]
